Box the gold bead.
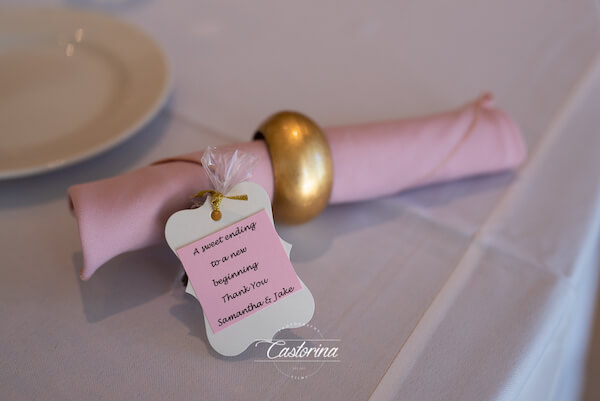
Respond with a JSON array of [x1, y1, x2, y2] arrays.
[[211, 210, 222, 221], [254, 111, 333, 224]]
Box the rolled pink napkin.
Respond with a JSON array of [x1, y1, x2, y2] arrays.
[[69, 93, 525, 280]]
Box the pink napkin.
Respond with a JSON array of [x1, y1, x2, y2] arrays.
[[68, 93, 525, 280]]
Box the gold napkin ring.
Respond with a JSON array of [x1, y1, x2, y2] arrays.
[[254, 111, 333, 224]]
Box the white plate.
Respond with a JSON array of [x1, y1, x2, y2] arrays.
[[0, 8, 171, 179]]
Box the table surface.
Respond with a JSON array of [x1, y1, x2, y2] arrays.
[[2, 1, 600, 400]]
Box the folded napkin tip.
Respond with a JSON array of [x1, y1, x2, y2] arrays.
[[480, 91, 528, 168], [479, 91, 494, 108], [502, 108, 528, 167]]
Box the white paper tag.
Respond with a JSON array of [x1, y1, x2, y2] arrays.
[[165, 181, 315, 356]]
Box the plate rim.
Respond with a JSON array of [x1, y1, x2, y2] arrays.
[[0, 7, 173, 180]]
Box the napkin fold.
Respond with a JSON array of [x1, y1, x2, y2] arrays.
[[68, 93, 525, 280]]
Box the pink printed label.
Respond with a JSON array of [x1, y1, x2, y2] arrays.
[[176, 209, 302, 333]]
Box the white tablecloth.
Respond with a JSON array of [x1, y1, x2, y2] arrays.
[[2, 1, 600, 400]]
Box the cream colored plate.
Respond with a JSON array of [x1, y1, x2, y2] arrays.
[[0, 8, 171, 179]]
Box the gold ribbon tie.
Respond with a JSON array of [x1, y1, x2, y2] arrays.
[[192, 190, 248, 221]]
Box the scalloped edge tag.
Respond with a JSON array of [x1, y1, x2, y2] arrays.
[[165, 181, 315, 356]]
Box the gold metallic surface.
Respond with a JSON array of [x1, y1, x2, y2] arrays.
[[255, 111, 333, 224], [192, 190, 248, 221], [211, 210, 222, 221]]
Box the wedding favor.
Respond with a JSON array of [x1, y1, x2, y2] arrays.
[[165, 148, 315, 356]]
